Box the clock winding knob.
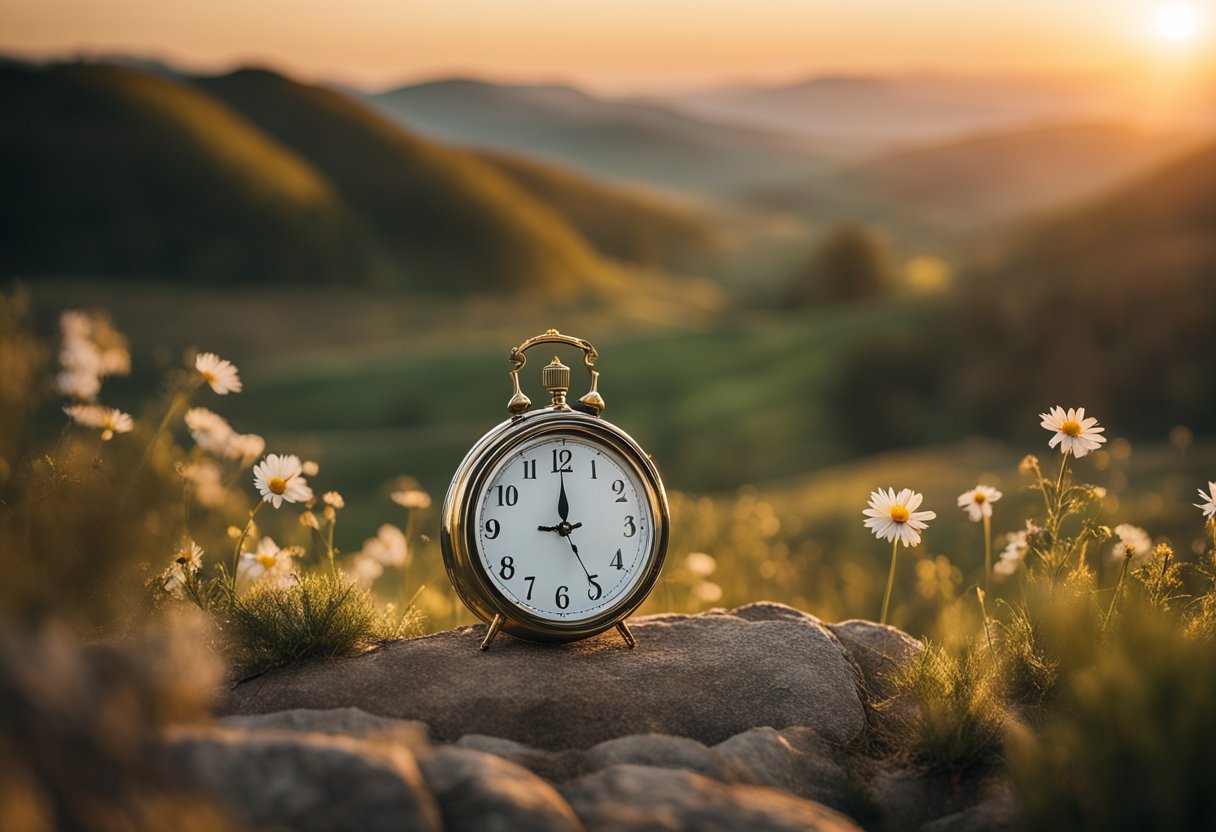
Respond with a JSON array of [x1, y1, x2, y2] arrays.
[[542, 356, 571, 408]]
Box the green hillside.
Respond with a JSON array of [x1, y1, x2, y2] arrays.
[[477, 149, 723, 272], [369, 78, 825, 196], [194, 68, 610, 294], [0, 62, 375, 283]]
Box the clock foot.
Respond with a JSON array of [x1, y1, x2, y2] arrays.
[[480, 614, 504, 651], [616, 620, 637, 649]]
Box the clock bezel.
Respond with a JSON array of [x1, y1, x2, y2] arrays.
[[441, 407, 669, 643]]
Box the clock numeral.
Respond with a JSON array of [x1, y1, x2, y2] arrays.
[[611, 548, 624, 570], [495, 485, 518, 507], [524, 575, 535, 601], [590, 459, 598, 479], [587, 574, 602, 601], [522, 459, 537, 479], [498, 556, 515, 580], [623, 515, 637, 538], [611, 479, 627, 503], [551, 448, 573, 474], [484, 519, 501, 540], [555, 585, 570, 610]]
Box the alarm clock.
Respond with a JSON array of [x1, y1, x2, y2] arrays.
[[441, 329, 669, 650]]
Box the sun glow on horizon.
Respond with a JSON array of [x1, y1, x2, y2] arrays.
[[1156, 3, 1200, 41]]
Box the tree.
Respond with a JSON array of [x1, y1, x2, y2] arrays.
[[786, 223, 894, 307]]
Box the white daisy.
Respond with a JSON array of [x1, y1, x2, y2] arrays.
[[184, 407, 235, 455], [391, 489, 432, 510], [1195, 482, 1216, 519], [863, 488, 936, 548], [55, 369, 101, 400], [161, 539, 204, 598], [957, 485, 1003, 523], [685, 551, 717, 577], [252, 453, 313, 508], [195, 352, 242, 395], [181, 459, 227, 508], [1039, 406, 1107, 458], [1111, 523, 1153, 564], [361, 523, 408, 567], [224, 433, 266, 468], [63, 404, 133, 440], [346, 553, 385, 588], [994, 530, 1028, 578], [237, 536, 300, 590]]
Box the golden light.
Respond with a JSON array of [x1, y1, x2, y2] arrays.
[[1156, 3, 1199, 40]]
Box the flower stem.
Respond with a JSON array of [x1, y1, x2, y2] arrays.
[[880, 538, 900, 626], [977, 587, 998, 668], [326, 516, 337, 576], [983, 513, 992, 595], [231, 500, 265, 596], [1103, 553, 1132, 632]]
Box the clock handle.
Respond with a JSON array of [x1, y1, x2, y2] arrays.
[[506, 329, 605, 416]]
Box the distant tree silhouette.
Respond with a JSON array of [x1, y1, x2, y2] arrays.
[[786, 223, 893, 307]]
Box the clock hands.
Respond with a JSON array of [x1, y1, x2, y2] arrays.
[[539, 472, 601, 599], [538, 522, 582, 534]]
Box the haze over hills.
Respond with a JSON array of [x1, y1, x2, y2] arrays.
[[0, 60, 722, 291], [368, 78, 827, 196], [657, 74, 1130, 151]]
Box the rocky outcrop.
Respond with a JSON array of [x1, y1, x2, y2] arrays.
[[219, 602, 868, 749]]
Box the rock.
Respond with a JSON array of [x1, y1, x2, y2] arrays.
[[919, 784, 1023, 832], [219, 706, 429, 748], [560, 764, 863, 832], [829, 619, 923, 703], [713, 726, 857, 810], [166, 725, 442, 832], [419, 745, 585, 832], [584, 734, 741, 782], [219, 603, 867, 750]]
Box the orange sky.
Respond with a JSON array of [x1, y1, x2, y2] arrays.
[[1, 0, 1212, 91]]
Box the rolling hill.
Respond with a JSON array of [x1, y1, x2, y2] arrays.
[[0, 61, 724, 291], [368, 78, 826, 196], [846, 122, 1198, 227], [0, 62, 375, 283]]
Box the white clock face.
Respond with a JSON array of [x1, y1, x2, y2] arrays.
[[474, 434, 655, 623]]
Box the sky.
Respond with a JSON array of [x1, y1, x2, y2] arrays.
[[1, 0, 1212, 92]]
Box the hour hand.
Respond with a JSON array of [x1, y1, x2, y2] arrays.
[[538, 523, 558, 533]]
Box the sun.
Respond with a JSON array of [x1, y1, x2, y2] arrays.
[[1156, 3, 1199, 41]]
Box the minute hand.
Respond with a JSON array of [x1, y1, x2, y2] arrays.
[[557, 472, 570, 522]]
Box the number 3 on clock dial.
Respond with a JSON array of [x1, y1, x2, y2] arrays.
[[475, 435, 653, 622]]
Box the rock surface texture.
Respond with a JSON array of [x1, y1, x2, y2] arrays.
[[183, 603, 1019, 831]]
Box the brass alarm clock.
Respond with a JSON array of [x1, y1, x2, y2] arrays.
[[441, 330, 669, 650]]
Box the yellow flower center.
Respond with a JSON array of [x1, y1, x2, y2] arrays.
[[256, 553, 277, 569], [1061, 420, 1082, 437], [268, 476, 288, 495], [974, 492, 986, 503], [202, 370, 216, 383], [889, 505, 910, 523]]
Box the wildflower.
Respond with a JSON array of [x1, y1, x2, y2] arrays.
[[346, 553, 385, 588], [361, 524, 408, 567], [302, 460, 320, 477], [1195, 482, 1216, 519], [685, 551, 717, 577], [863, 488, 936, 548], [1111, 523, 1153, 564], [224, 432, 266, 468], [63, 404, 133, 440], [161, 539, 204, 599], [1018, 454, 1040, 476], [1039, 406, 1107, 458], [180, 459, 227, 508], [55, 369, 101, 400], [694, 580, 723, 603], [957, 485, 1002, 523], [55, 310, 130, 400], [994, 530, 1028, 578], [195, 352, 242, 395], [299, 510, 320, 530], [185, 407, 234, 455], [323, 491, 345, 510], [252, 453, 313, 508], [391, 489, 432, 510], [237, 537, 300, 589]]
